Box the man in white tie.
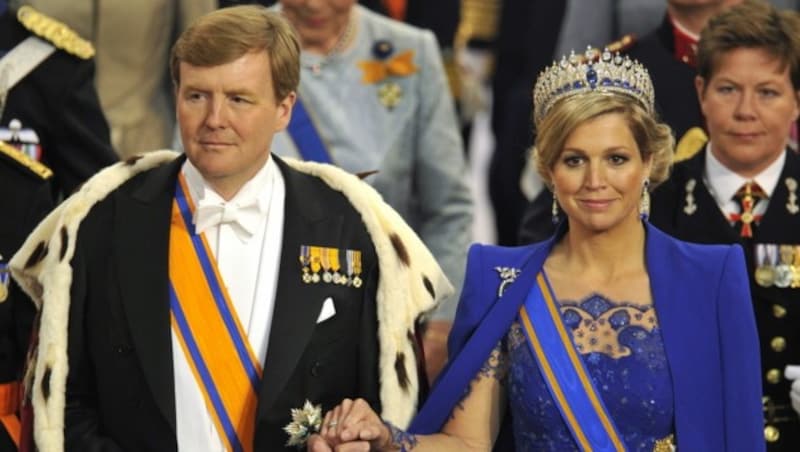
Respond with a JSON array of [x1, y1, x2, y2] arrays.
[[8, 5, 452, 452]]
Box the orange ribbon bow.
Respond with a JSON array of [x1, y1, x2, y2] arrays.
[[357, 50, 418, 84]]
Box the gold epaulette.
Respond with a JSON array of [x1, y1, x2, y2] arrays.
[[0, 141, 53, 179], [571, 34, 638, 64], [605, 34, 636, 54], [674, 127, 708, 163], [16, 5, 95, 59]]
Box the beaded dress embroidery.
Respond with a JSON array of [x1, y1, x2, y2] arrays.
[[503, 292, 674, 451]]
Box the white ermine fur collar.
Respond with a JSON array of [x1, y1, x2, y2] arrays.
[[9, 150, 453, 451]]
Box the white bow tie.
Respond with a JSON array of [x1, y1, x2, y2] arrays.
[[194, 198, 263, 240]]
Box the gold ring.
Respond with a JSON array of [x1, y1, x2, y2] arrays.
[[327, 421, 338, 428]]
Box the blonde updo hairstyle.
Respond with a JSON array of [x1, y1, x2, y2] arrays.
[[532, 92, 674, 189]]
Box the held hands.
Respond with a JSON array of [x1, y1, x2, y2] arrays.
[[785, 365, 800, 416], [306, 398, 392, 452]]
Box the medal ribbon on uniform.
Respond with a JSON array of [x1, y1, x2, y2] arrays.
[[729, 181, 766, 238], [169, 174, 262, 452]]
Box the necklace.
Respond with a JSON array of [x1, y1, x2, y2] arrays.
[[304, 12, 356, 75]]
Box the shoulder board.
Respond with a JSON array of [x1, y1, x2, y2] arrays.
[[16, 6, 95, 60], [0, 141, 53, 179], [674, 127, 708, 163], [574, 34, 638, 64], [604, 34, 636, 54]]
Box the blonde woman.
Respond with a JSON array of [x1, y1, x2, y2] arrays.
[[311, 48, 764, 451]]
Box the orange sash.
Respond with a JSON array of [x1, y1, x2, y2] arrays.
[[169, 174, 262, 452]]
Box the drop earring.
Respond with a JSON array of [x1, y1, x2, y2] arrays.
[[639, 178, 651, 220], [552, 193, 560, 224]]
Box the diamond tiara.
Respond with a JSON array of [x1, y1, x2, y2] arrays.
[[533, 47, 655, 126]]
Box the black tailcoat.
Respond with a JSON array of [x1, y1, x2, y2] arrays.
[[63, 156, 381, 451]]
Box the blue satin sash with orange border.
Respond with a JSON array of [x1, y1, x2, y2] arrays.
[[169, 174, 263, 452], [518, 273, 627, 452], [287, 97, 333, 164]]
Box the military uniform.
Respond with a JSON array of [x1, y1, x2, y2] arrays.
[[1, 5, 111, 449], [0, 142, 53, 451], [0, 6, 116, 196], [620, 16, 703, 144], [651, 149, 800, 451]]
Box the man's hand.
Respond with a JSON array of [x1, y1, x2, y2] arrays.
[[785, 365, 800, 416], [307, 398, 391, 452], [422, 320, 451, 384]]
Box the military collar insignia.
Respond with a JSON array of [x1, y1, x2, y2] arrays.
[[495, 266, 521, 297], [785, 177, 798, 215], [683, 178, 698, 216], [17, 5, 95, 59]]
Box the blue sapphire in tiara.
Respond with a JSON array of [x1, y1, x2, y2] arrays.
[[532, 46, 655, 125], [586, 67, 598, 88]]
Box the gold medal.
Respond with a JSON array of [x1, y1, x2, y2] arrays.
[[755, 265, 775, 287], [300, 246, 312, 284], [754, 244, 775, 287], [310, 247, 323, 284], [774, 245, 795, 288]]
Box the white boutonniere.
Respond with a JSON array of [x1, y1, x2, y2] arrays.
[[283, 400, 323, 447]]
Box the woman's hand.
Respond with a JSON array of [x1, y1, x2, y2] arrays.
[[308, 398, 393, 451]]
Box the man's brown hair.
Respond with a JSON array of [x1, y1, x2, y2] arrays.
[[170, 5, 301, 102]]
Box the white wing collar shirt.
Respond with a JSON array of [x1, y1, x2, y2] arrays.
[[704, 142, 785, 220], [172, 156, 286, 452]]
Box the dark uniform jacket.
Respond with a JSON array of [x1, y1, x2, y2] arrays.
[[489, 0, 567, 246], [650, 149, 800, 451], [0, 8, 117, 196], [1, 7, 114, 449], [0, 146, 53, 450], [626, 16, 703, 143]]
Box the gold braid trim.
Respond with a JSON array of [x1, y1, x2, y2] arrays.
[[0, 140, 53, 179], [17, 6, 94, 60]]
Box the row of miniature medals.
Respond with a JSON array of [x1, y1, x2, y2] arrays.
[[755, 244, 800, 288], [300, 245, 363, 288]]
